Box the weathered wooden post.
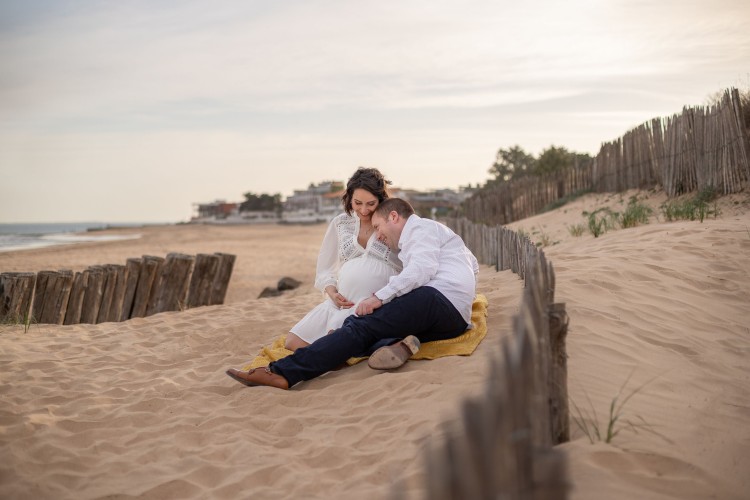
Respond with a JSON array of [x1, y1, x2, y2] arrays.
[[130, 255, 164, 318], [0, 272, 36, 323], [186, 253, 220, 308], [151, 253, 195, 314], [31, 270, 51, 324], [119, 258, 141, 321], [80, 266, 105, 324], [96, 264, 120, 323], [145, 260, 166, 316], [32, 270, 74, 324], [548, 302, 570, 445], [532, 448, 569, 500], [209, 252, 236, 305], [509, 324, 535, 497], [64, 270, 87, 325], [106, 264, 129, 323]]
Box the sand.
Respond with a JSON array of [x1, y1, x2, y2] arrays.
[[1, 189, 749, 499]]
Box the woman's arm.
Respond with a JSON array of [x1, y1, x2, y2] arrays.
[[314, 215, 355, 308], [314, 218, 341, 291]]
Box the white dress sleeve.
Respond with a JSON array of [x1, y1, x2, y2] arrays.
[[314, 218, 341, 291]]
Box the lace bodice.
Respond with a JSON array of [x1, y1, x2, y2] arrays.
[[314, 213, 402, 291]]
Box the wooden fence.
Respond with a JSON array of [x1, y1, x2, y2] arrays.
[[462, 87, 749, 226], [593, 87, 750, 196], [462, 162, 592, 226], [0, 252, 236, 326], [401, 219, 570, 499]]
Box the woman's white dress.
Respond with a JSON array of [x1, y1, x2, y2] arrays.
[[290, 213, 402, 344]]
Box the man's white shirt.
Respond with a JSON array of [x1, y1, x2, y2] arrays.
[[374, 215, 479, 326]]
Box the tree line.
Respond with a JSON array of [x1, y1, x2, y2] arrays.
[[487, 145, 592, 186]]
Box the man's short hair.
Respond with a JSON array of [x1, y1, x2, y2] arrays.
[[374, 198, 415, 219]]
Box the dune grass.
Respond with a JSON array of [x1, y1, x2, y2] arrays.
[[582, 207, 617, 237], [571, 372, 658, 444], [580, 195, 654, 237], [567, 224, 586, 237], [619, 195, 653, 228], [531, 226, 558, 247], [661, 186, 721, 223], [1, 312, 37, 333]]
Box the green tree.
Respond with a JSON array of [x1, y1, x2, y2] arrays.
[[240, 192, 282, 213], [534, 145, 573, 176], [488, 145, 536, 183], [572, 151, 593, 168]]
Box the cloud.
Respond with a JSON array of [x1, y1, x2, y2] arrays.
[[1, 0, 749, 222]]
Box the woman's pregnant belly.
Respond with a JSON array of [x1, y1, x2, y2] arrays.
[[337, 256, 397, 304]]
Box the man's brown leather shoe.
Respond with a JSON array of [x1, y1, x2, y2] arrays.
[[226, 366, 289, 390]]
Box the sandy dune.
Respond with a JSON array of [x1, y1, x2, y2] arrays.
[[1, 189, 748, 499]]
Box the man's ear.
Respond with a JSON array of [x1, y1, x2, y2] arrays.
[[390, 210, 399, 223]]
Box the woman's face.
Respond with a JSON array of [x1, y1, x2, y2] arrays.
[[351, 188, 379, 221]]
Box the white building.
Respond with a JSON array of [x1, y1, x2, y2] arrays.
[[282, 181, 344, 223]]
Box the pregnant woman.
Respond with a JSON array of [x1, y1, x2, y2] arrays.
[[285, 167, 402, 351]]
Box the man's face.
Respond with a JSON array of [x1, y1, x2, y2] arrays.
[[372, 211, 400, 250]]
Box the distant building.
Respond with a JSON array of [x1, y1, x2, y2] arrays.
[[192, 200, 239, 221], [192, 200, 280, 224], [191, 182, 476, 225], [282, 181, 344, 223], [395, 186, 476, 218]]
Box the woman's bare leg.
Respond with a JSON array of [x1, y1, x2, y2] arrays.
[[285, 332, 310, 351]]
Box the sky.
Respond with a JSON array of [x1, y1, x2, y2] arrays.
[[1, 0, 748, 223]]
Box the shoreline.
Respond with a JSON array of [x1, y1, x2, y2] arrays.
[[0, 223, 327, 305]]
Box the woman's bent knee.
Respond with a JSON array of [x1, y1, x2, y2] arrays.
[[285, 333, 309, 351]]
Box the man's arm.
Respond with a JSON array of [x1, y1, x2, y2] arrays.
[[374, 222, 441, 305]]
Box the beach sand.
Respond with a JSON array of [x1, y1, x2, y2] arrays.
[[1, 189, 749, 499]]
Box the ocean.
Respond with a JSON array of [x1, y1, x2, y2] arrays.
[[0, 223, 144, 253]]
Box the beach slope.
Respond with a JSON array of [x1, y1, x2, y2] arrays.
[[1, 190, 749, 499]]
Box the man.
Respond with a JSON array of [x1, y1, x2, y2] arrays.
[[226, 198, 479, 390]]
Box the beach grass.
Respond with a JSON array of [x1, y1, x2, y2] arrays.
[[571, 371, 658, 444], [619, 196, 653, 228], [532, 225, 558, 247], [661, 186, 721, 223], [583, 207, 617, 237], [1, 312, 37, 333], [567, 224, 586, 237]]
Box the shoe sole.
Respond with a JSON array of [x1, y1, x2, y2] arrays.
[[368, 335, 421, 370]]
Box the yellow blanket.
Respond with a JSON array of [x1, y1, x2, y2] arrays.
[[242, 294, 488, 371]]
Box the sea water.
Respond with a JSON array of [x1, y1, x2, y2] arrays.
[[0, 223, 144, 253]]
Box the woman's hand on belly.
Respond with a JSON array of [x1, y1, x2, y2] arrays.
[[325, 285, 355, 309]]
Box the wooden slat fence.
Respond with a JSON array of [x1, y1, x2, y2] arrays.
[[462, 87, 749, 227], [0, 252, 235, 326], [400, 219, 570, 499], [462, 163, 592, 226], [593, 88, 750, 196]]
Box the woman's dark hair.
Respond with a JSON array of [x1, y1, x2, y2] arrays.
[[342, 167, 391, 215]]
